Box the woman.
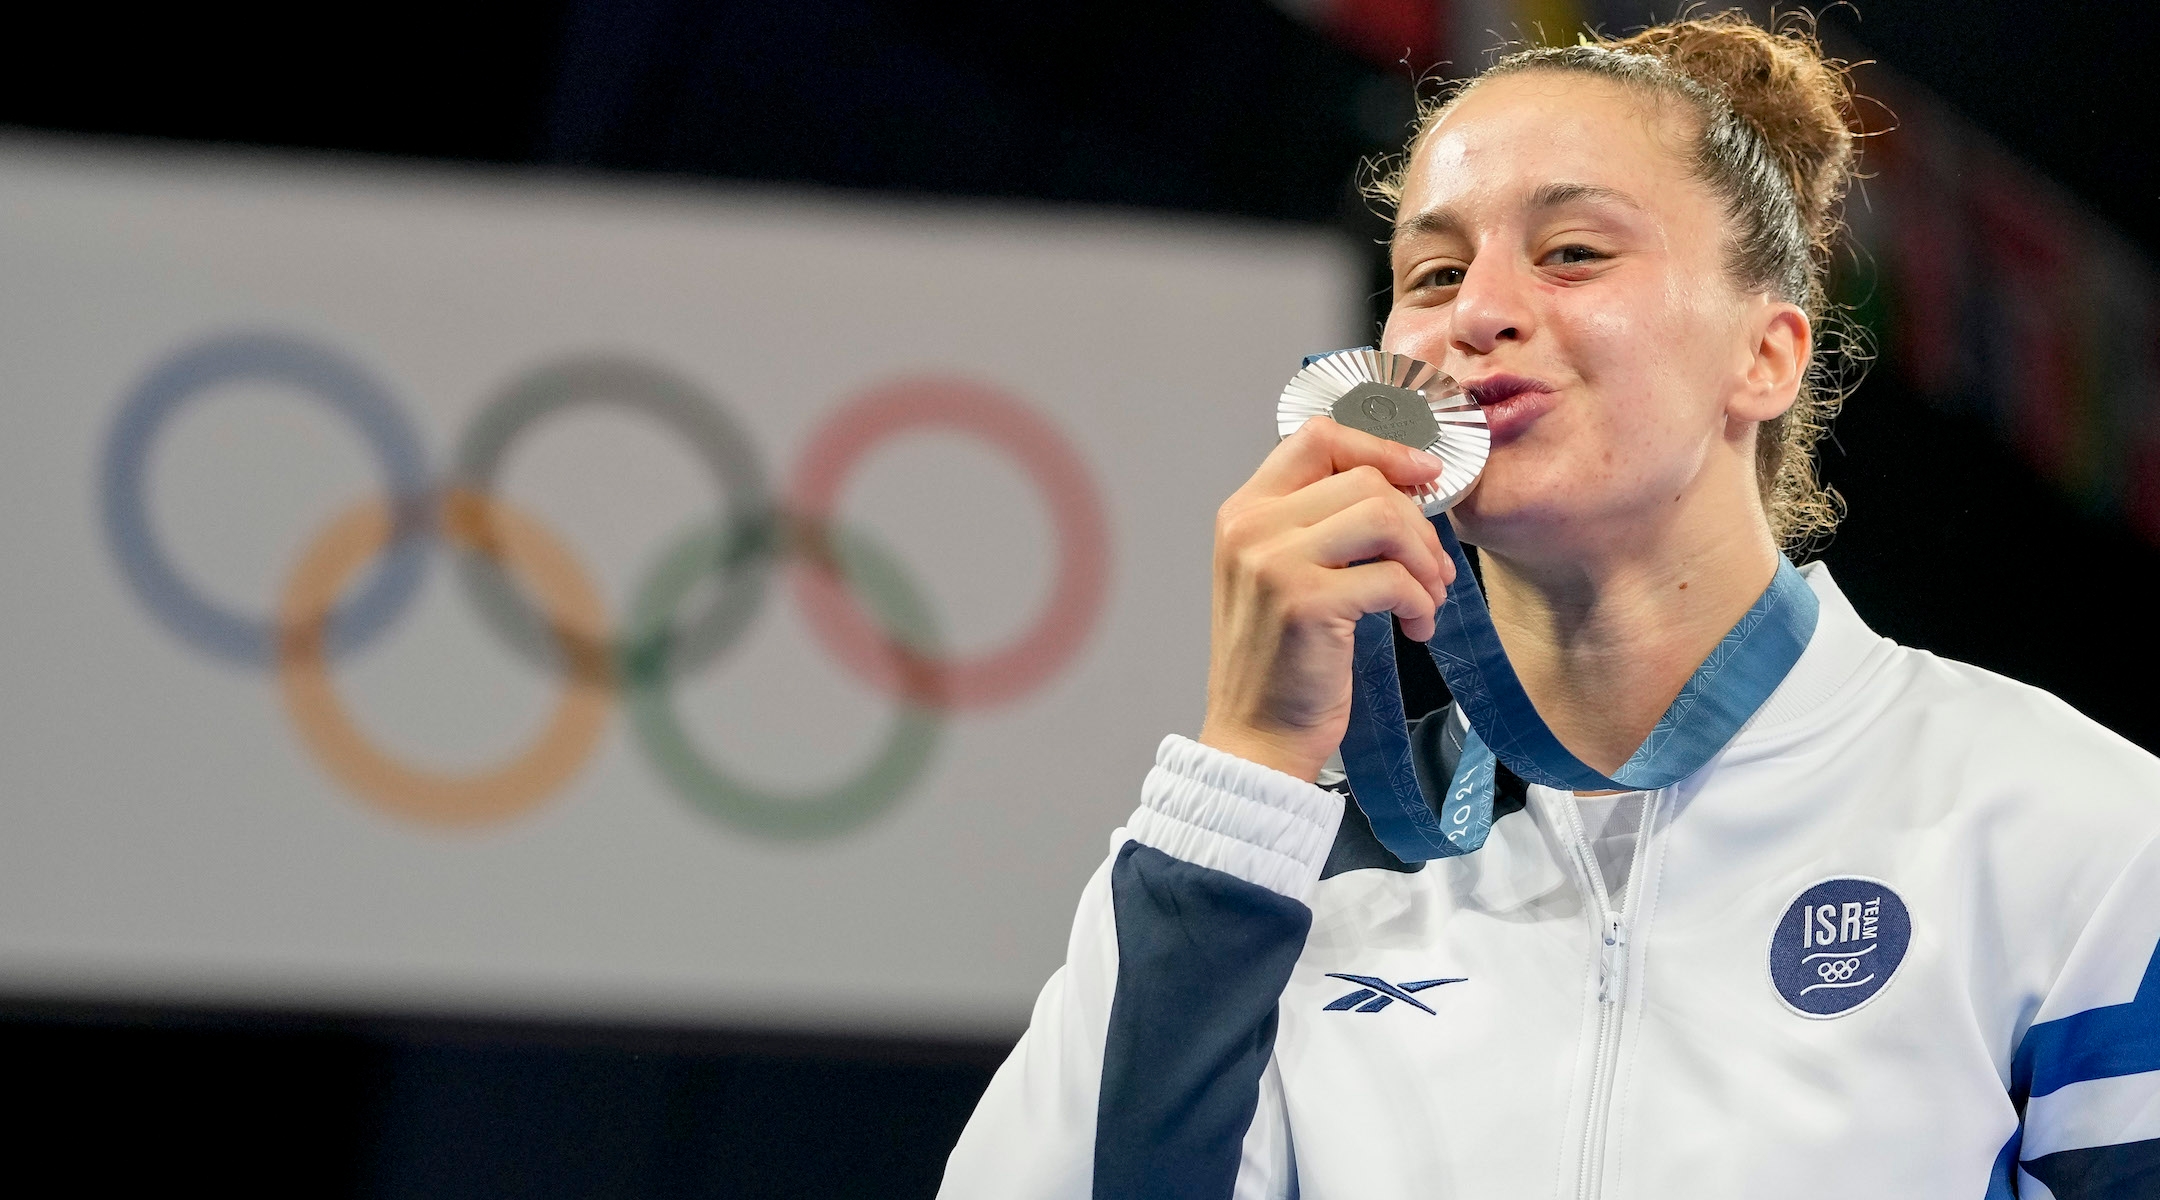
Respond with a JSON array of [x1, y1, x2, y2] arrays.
[[942, 14, 2160, 1198]]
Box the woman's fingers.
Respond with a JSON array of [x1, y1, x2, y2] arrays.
[[1265, 462, 1416, 528], [1333, 560, 1444, 642], [1228, 461, 1455, 584], [1243, 416, 1448, 501], [1197, 415, 1460, 779], [1295, 494, 1452, 605]]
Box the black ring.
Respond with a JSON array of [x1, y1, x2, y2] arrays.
[[451, 356, 773, 683]]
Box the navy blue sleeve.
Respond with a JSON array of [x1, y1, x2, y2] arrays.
[[2021, 1139, 2160, 1199], [1093, 841, 1312, 1200]]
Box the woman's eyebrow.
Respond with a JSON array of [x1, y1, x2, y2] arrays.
[[1394, 182, 1644, 247], [1393, 207, 1462, 245], [1530, 181, 1644, 212]]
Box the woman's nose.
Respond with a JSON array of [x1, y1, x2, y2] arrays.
[[1449, 255, 1533, 358]]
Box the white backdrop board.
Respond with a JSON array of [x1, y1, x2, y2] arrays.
[[0, 136, 1362, 1036]]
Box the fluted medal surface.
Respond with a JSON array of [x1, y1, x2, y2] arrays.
[[1278, 348, 1488, 514]]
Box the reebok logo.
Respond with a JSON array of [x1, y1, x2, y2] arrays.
[[1322, 973, 1465, 1014]]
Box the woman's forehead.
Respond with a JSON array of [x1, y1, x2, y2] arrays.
[[1399, 73, 1696, 226]]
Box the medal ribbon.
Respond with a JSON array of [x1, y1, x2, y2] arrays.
[[1340, 512, 1820, 863]]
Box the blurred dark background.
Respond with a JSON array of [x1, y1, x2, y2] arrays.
[[4, 1, 2156, 1194]]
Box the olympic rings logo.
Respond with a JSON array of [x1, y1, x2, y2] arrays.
[[1815, 958, 1862, 983], [100, 332, 1110, 837]]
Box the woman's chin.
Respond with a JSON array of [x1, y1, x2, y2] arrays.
[[1450, 479, 1609, 557], [1451, 489, 1560, 545]]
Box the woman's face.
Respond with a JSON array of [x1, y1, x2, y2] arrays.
[[1382, 71, 1800, 560]]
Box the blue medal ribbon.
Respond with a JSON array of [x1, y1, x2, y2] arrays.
[[1339, 501, 1820, 863]]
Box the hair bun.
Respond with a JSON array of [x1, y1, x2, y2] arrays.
[[1615, 14, 1856, 253]]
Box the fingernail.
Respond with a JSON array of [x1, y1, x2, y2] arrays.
[[1410, 448, 1446, 473]]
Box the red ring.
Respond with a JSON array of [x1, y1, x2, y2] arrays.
[[787, 375, 1110, 710]]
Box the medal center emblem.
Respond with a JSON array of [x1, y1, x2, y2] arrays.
[[1332, 382, 1438, 450]]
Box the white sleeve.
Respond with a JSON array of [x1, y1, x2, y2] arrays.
[[937, 845, 1119, 1199], [1235, 1058, 1297, 1200], [938, 735, 1340, 1199]]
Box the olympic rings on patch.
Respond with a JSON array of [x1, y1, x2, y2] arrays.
[[99, 332, 1109, 839], [789, 376, 1111, 709], [1816, 958, 1862, 982]]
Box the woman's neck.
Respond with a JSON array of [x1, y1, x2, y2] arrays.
[[1476, 514, 1781, 778]]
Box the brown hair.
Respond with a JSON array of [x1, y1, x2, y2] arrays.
[[1368, 11, 1863, 551]]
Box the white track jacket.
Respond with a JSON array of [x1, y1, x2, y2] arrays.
[[940, 564, 2160, 1199]]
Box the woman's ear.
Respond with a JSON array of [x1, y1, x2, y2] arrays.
[[1732, 300, 1810, 423]]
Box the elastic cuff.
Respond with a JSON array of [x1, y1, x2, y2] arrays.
[[1125, 735, 1344, 903]]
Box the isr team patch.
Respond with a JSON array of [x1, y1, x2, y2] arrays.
[[1769, 877, 1911, 1018]]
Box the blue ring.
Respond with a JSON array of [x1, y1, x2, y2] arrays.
[[100, 332, 432, 668]]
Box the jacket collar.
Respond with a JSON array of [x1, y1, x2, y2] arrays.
[[1740, 561, 1893, 735]]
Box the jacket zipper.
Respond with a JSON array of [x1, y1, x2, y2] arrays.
[[1562, 791, 1657, 1200]]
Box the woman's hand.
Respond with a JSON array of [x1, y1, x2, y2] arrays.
[[1196, 417, 1456, 782]]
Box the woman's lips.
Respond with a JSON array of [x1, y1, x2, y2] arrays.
[[1462, 376, 1557, 442]]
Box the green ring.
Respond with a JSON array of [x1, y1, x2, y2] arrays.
[[623, 518, 944, 840]]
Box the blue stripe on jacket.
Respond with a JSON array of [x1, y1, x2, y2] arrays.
[[1997, 934, 2160, 1196], [2022, 1137, 2160, 1198], [1094, 842, 1311, 1200], [2012, 936, 2160, 1103]]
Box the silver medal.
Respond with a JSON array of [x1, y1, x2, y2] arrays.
[[1277, 348, 1488, 514]]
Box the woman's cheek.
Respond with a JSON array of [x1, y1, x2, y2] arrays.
[[1557, 296, 1638, 389], [1379, 309, 1447, 363]]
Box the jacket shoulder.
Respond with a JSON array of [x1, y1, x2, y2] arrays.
[[1870, 643, 2160, 839]]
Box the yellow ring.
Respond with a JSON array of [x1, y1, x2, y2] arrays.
[[275, 488, 612, 826]]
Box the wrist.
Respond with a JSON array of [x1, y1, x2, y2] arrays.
[[1196, 721, 1328, 783]]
